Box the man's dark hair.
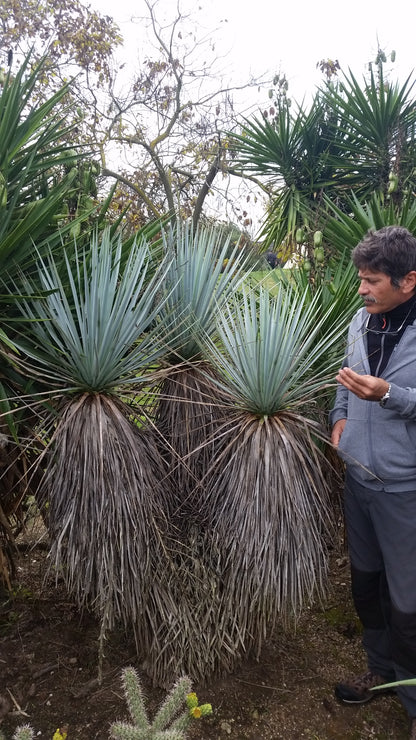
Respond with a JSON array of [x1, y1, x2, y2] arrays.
[[352, 226, 416, 288]]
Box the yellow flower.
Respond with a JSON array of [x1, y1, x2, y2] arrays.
[[52, 729, 67, 740], [187, 692, 212, 720], [190, 706, 202, 719]]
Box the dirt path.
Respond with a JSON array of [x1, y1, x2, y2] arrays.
[[0, 539, 410, 739]]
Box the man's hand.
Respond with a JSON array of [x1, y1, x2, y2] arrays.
[[336, 367, 389, 401], [331, 418, 346, 447]]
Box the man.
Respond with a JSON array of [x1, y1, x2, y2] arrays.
[[330, 225, 416, 739]]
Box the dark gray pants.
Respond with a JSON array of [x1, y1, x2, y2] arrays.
[[344, 472, 416, 718]]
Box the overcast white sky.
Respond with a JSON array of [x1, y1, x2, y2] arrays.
[[89, 0, 415, 231], [93, 0, 415, 103]]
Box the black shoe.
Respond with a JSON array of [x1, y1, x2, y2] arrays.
[[335, 670, 395, 704]]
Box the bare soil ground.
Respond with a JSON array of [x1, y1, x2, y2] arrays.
[[0, 527, 411, 740]]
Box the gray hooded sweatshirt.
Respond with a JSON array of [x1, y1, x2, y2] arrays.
[[330, 306, 416, 492]]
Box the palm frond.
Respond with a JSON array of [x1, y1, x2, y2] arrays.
[[324, 192, 416, 261], [10, 229, 173, 392], [159, 222, 249, 361], [0, 54, 83, 277], [207, 285, 348, 415]]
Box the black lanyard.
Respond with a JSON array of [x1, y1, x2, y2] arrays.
[[366, 298, 416, 376]]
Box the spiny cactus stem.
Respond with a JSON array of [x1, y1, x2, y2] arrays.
[[151, 677, 192, 732], [121, 667, 150, 729]]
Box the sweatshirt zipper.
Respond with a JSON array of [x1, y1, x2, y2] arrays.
[[374, 333, 386, 377]]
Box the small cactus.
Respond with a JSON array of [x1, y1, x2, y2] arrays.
[[3, 669, 212, 740], [109, 667, 212, 740], [13, 727, 34, 740]]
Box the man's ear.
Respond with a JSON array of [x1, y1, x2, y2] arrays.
[[403, 271, 416, 294]]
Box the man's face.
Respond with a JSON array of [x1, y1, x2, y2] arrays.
[[357, 267, 415, 313]]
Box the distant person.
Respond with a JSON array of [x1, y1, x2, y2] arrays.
[[265, 251, 278, 268], [330, 226, 416, 739]]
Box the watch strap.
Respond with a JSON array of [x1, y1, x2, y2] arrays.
[[379, 383, 392, 407]]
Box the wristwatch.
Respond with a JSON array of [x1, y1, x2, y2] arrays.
[[379, 383, 391, 407]]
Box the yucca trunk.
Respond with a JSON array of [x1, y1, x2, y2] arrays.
[[204, 412, 332, 647], [43, 392, 172, 645], [155, 363, 230, 521]]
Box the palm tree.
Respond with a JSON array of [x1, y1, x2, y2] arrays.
[[229, 65, 416, 252], [195, 284, 351, 660], [322, 67, 416, 203], [6, 229, 177, 677], [229, 94, 342, 250], [154, 222, 250, 519], [0, 52, 158, 589]]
